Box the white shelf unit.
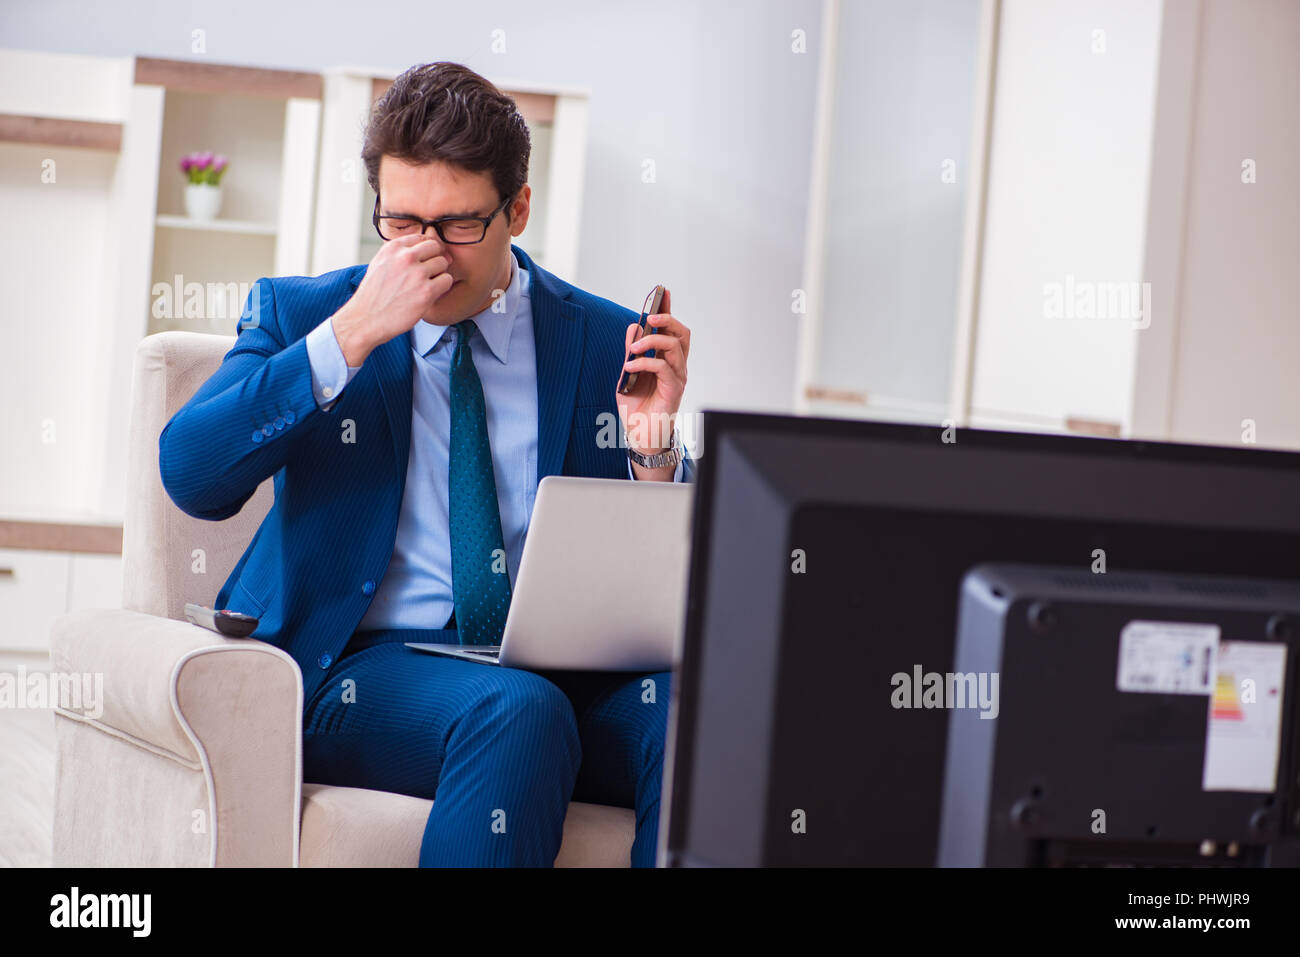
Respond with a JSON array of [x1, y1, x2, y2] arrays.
[[147, 83, 320, 337], [0, 49, 593, 652], [0, 48, 143, 523], [155, 213, 278, 235], [0, 49, 327, 521], [0, 50, 323, 652], [1, 49, 589, 528]]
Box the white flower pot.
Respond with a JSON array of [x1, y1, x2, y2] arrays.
[[184, 183, 223, 221]]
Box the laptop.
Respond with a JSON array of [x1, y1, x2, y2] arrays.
[[405, 475, 694, 671]]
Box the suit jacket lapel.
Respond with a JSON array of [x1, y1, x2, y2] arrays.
[[518, 244, 585, 481], [372, 332, 413, 497]]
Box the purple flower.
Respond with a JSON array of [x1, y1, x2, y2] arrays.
[[181, 150, 229, 185]]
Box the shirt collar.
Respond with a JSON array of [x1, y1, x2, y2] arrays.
[[411, 249, 530, 363]]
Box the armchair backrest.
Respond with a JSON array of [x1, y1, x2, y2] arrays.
[[120, 332, 273, 620]]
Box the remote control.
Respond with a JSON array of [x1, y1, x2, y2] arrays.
[[185, 603, 259, 638]]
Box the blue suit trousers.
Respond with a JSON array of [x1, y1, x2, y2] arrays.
[[301, 627, 671, 867]]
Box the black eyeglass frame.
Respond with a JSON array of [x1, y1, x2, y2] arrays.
[[372, 192, 514, 244]]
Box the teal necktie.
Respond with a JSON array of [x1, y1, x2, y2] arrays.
[[448, 320, 512, 645]]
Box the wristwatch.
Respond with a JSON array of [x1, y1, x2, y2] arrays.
[[626, 428, 684, 469]]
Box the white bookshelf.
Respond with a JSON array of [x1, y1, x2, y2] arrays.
[[2, 48, 592, 534], [155, 213, 278, 235], [147, 84, 320, 336]]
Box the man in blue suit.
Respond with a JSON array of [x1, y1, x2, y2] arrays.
[[158, 62, 694, 867]]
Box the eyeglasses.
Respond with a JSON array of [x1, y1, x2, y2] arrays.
[[372, 192, 513, 244]]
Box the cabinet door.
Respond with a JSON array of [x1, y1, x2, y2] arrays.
[[968, 0, 1162, 435], [0, 549, 70, 652], [798, 0, 983, 423]]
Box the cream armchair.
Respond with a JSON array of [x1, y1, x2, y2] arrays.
[[50, 331, 635, 867]]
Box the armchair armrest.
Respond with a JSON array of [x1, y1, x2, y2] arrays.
[[49, 607, 303, 866]]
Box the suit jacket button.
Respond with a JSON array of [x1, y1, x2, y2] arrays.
[[362, 580, 375, 595], [273, 416, 285, 429], [318, 653, 332, 669], [284, 409, 296, 424], [262, 424, 275, 436], [252, 430, 264, 443]]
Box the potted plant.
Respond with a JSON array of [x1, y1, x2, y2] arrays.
[[181, 151, 229, 220]]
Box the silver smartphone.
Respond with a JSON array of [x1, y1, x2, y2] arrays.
[[617, 284, 665, 395]]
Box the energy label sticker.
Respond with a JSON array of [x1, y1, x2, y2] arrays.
[[1202, 640, 1287, 793], [1116, 620, 1219, 695]]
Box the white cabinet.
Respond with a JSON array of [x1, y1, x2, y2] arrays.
[[795, 0, 1291, 450], [0, 549, 69, 652], [966, 0, 1162, 437], [0, 547, 121, 653], [794, 0, 986, 426]]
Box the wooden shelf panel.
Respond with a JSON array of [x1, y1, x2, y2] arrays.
[[135, 57, 322, 100], [0, 520, 122, 555], [0, 112, 122, 151]]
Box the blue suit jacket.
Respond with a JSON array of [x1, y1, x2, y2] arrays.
[[159, 243, 696, 707]]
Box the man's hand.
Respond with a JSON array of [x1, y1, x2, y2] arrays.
[[330, 234, 456, 366], [616, 287, 689, 468]]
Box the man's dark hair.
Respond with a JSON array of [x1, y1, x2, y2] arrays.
[[362, 61, 531, 225]]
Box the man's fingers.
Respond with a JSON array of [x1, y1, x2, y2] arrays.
[[628, 332, 687, 381], [411, 237, 448, 262], [636, 338, 686, 383], [628, 332, 679, 354], [622, 355, 682, 393], [413, 253, 451, 279], [645, 313, 690, 359], [423, 272, 455, 307], [387, 234, 447, 267]]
